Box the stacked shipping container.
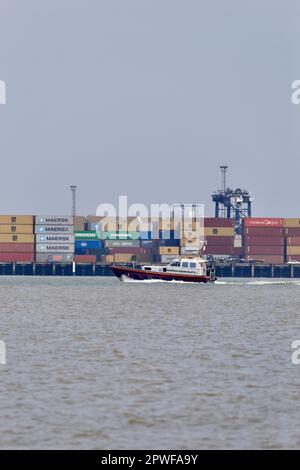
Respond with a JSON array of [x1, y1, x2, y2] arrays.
[[0, 215, 34, 262], [243, 218, 285, 263], [284, 219, 300, 262], [3, 213, 300, 266], [202, 218, 235, 257], [74, 231, 104, 263], [35, 216, 74, 262]]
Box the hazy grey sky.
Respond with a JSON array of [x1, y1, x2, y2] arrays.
[[0, 0, 299, 216]]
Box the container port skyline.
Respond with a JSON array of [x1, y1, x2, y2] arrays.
[[0, 214, 300, 268]]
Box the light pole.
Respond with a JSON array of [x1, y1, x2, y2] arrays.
[[70, 185, 77, 217]]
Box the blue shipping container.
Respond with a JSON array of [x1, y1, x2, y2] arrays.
[[75, 240, 103, 250]]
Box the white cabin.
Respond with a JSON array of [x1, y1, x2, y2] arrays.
[[141, 257, 208, 276]]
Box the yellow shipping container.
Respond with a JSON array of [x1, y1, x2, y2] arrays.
[[180, 238, 200, 247], [286, 246, 300, 255], [74, 224, 85, 232], [105, 255, 114, 264], [0, 225, 33, 234], [74, 216, 86, 224], [159, 246, 179, 255], [0, 215, 33, 225], [114, 254, 133, 262], [284, 218, 300, 228], [0, 234, 35, 243], [159, 220, 181, 231], [204, 227, 234, 236]]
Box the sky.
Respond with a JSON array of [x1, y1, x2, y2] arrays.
[[0, 0, 299, 217]]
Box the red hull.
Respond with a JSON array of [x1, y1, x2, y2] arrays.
[[110, 265, 215, 283]]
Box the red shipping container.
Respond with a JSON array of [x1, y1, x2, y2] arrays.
[[244, 236, 284, 246], [205, 236, 234, 246], [286, 255, 300, 262], [244, 218, 283, 227], [286, 237, 300, 246], [232, 247, 243, 256], [244, 227, 284, 237], [135, 254, 154, 262], [245, 255, 284, 263], [0, 243, 35, 253], [284, 228, 300, 237], [74, 255, 96, 263], [204, 218, 234, 227], [0, 253, 34, 262], [203, 245, 234, 255], [247, 246, 284, 255]]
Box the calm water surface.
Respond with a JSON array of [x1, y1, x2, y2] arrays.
[[0, 276, 300, 449]]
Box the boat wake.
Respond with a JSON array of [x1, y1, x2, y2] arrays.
[[215, 279, 300, 286], [121, 275, 209, 285]]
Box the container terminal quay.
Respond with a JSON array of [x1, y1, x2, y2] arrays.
[[1, 169, 300, 278]]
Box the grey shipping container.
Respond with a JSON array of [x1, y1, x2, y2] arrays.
[[36, 234, 75, 244], [35, 253, 74, 263], [104, 239, 141, 248], [35, 225, 74, 234], [36, 244, 74, 253], [35, 216, 74, 225]]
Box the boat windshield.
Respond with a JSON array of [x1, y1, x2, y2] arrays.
[[170, 261, 180, 267]]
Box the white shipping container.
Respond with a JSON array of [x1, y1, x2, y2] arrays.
[[180, 247, 199, 255], [234, 235, 242, 248], [35, 225, 74, 234], [160, 254, 178, 264], [36, 244, 74, 253], [35, 216, 74, 225], [36, 253, 74, 263], [36, 234, 75, 244]]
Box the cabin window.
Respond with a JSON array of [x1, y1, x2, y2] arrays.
[[170, 261, 180, 267], [182, 262, 189, 268], [190, 262, 197, 268]]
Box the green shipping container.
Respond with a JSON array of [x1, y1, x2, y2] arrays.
[[75, 231, 140, 241], [75, 231, 99, 240], [102, 231, 140, 240]]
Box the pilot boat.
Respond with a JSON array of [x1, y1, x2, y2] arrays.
[[110, 257, 216, 283]]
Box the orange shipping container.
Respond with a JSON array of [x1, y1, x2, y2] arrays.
[[204, 227, 235, 236], [283, 218, 300, 228], [0, 234, 35, 243], [0, 225, 33, 234], [0, 215, 33, 225], [74, 254, 96, 263], [286, 246, 300, 256], [158, 246, 179, 255]]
